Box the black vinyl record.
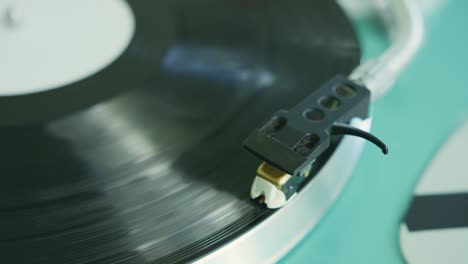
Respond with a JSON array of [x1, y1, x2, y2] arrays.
[[0, 0, 360, 263]]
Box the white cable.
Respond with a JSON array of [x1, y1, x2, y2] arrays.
[[348, 0, 425, 101]]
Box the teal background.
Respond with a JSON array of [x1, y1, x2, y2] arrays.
[[281, 1, 468, 263]]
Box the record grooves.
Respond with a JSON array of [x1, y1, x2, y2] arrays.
[[0, 0, 360, 263]]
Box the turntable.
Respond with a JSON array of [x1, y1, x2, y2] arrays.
[[0, 0, 423, 263]]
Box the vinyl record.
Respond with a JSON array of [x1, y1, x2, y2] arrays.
[[0, 0, 360, 263]]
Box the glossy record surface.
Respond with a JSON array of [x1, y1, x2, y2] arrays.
[[0, 0, 360, 263]]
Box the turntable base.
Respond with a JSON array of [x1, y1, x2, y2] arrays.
[[281, 2, 468, 263]]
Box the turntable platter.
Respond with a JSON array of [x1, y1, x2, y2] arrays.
[[0, 0, 360, 263]]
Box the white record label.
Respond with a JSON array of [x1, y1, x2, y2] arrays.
[[0, 0, 135, 96]]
